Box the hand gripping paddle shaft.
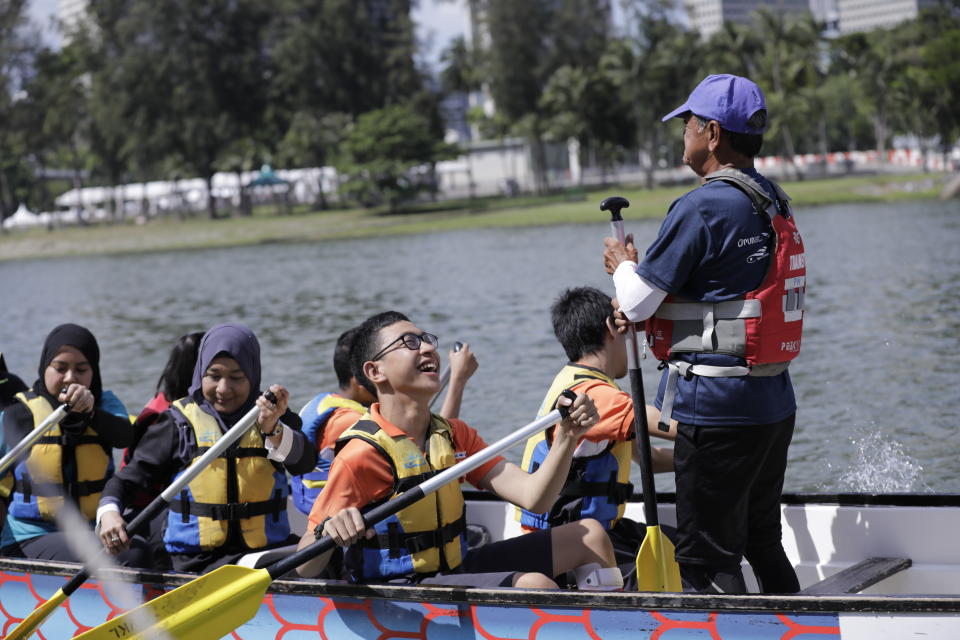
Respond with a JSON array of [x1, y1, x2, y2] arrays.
[[600, 195, 680, 592]]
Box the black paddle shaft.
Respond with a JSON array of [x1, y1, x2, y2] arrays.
[[269, 390, 578, 580], [600, 196, 660, 528]]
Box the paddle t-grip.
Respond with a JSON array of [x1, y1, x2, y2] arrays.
[[600, 195, 630, 222], [453, 341, 463, 352], [263, 390, 277, 404], [556, 388, 577, 419]]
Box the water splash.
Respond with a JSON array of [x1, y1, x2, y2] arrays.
[[827, 428, 932, 493]]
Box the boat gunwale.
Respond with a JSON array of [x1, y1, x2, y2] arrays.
[[2, 557, 958, 615], [463, 490, 960, 508]]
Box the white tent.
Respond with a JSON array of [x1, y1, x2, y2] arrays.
[[2, 203, 50, 230]]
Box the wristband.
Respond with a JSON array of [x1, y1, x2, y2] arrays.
[[260, 421, 283, 438]]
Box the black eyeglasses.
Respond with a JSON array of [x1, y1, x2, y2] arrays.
[[370, 332, 439, 361]]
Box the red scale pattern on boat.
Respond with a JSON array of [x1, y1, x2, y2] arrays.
[[0, 570, 842, 639]]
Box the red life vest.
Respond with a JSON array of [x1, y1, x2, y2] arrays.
[[646, 169, 805, 370]]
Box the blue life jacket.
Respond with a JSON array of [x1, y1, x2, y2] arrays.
[[291, 392, 366, 515]]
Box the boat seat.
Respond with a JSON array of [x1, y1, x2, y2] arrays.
[[800, 557, 912, 594]]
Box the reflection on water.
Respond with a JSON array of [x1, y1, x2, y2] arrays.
[[1, 199, 958, 493]]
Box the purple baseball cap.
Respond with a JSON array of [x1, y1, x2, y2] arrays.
[[661, 74, 768, 135]]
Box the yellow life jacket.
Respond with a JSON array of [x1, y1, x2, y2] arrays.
[[336, 414, 467, 581], [163, 397, 290, 554], [517, 364, 633, 530], [8, 391, 111, 522]]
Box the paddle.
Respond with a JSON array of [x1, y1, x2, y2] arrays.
[[0, 402, 69, 477], [429, 340, 464, 409], [5, 390, 277, 640], [601, 195, 681, 593], [75, 391, 578, 640]]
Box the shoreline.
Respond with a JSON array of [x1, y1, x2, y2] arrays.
[[0, 172, 946, 263]]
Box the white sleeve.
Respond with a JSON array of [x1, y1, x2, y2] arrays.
[[612, 261, 668, 322], [95, 502, 121, 531], [264, 422, 294, 462]]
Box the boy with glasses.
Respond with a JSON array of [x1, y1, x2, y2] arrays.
[[296, 311, 622, 589]]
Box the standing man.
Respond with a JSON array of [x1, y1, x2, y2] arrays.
[[602, 74, 805, 594]]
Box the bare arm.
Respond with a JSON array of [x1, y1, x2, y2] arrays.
[[438, 343, 478, 420], [476, 393, 598, 513]]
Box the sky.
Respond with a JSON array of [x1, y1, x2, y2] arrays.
[[26, 0, 470, 66]]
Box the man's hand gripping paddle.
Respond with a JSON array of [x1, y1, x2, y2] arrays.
[[5, 391, 278, 640], [600, 195, 681, 592], [74, 391, 580, 640]]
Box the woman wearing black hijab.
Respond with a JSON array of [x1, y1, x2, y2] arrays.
[[98, 323, 316, 574], [0, 324, 148, 565]]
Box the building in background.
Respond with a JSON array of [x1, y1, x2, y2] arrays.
[[814, 0, 935, 34], [57, 0, 89, 43], [684, 0, 810, 38], [685, 0, 937, 38]]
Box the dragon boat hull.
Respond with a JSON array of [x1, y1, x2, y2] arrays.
[[1, 492, 958, 639]]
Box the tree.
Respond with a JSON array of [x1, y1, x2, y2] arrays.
[[0, 0, 40, 220], [336, 103, 458, 212], [268, 0, 427, 209], [832, 28, 906, 164], [539, 59, 636, 184], [114, 0, 276, 219], [17, 45, 90, 215], [612, 1, 702, 187], [481, 0, 612, 192]]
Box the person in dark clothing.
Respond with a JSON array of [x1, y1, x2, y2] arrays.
[[603, 75, 804, 594], [117, 331, 205, 569], [0, 352, 28, 412], [97, 323, 317, 574], [0, 324, 149, 567]]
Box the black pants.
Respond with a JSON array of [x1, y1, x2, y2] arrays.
[[2, 531, 153, 568], [674, 414, 800, 594]]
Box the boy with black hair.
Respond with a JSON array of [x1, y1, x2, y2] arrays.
[[297, 311, 620, 589], [518, 287, 674, 588], [293, 325, 477, 515]]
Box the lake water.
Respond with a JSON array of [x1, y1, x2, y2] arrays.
[[2, 199, 958, 493]]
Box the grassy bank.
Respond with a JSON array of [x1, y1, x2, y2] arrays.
[[0, 172, 946, 263]]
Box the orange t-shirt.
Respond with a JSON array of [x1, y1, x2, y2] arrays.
[[319, 405, 365, 450], [306, 403, 503, 529], [562, 378, 635, 444]]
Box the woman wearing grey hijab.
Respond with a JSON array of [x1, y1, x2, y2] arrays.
[[97, 323, 316, 573]]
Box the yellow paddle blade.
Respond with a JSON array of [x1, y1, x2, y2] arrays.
[[74, 565, 271, 640], [6, 587, 67, 640], [635, 525, 682, 592]]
